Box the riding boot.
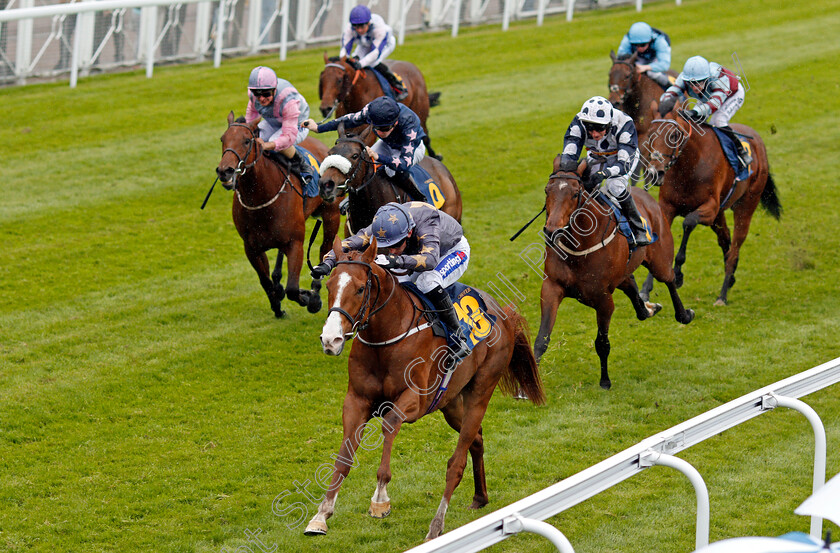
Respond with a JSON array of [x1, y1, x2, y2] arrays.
[[375, 63, 409, 101], [391, 171, 427, 203], [616, 191, 652, 248], [646, 71, 671, 90], [425, 285, 470, 363], [289, 151, 316, 188], [720, 125, 753, 168]]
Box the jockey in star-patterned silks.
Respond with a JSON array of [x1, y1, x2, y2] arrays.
[[339, 5, 408, 100], [311, 201, 471, 361], [303, 96, 427, 202]]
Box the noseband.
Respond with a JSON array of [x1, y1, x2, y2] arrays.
[[329, 136, 377, 195], [609, 59, 637, 108], [222, 122, 262, 185], [543, 172, 615, 251], [647, 118, 692, 173]]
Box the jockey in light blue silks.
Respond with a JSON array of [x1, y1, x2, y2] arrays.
[[558, 96, 652, 248], [339, 5, 408, 100], [312, 201, 472, 361], [660, 55, 753, 167], [245, 66, 316, 185], [617, 22, 672, 89]]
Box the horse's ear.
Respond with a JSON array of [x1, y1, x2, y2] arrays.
[[323, 50, 329, 63], [649, 100, 659, 118], [249, 117, 261, 132], [609, 50, 616, 62], [629, 51, 638, 64], [359, 125, 373, 141], [337, 121, 346, 138], [363, 237, 378, 263], [332, 235, 343, 260], [227, 111, 235, 127]]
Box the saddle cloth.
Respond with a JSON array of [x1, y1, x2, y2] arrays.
[[264, 146, 320, 198], [370, 67, 405, 100], [712, 127, 752, 183], [408, 164, 446, 209], [401, 282, 497, 353], [596, 192, 659, 251]]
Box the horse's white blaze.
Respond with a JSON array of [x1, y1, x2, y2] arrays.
[[319, 154, 352, 176], [321, 273, 351, 353]]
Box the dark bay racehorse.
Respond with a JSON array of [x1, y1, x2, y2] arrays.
[[318, 54, 440, 159], [534, 162, 695, 389], [639, 102, 782, 305], [216, 112, 341, 317], [608, 51, 677, 185], [319, 124, 462, 234], [304, 237, 545, 540]]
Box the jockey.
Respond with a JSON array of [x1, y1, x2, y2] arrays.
[[558, 96, 651, 248], [245, 66, 316, 186], [660, 55, 752, 166], [302, 96, 427, 203], [617, 21, 672, 89], [339, 5, 408, 101], [311, 201, 471, 361]]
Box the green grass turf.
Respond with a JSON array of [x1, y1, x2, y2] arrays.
[[2, 0, 840, 551]]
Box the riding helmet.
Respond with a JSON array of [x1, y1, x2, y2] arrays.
[[371, 203, 415, 247], [248, 66, 278, 91], [682, 56, 711, 82], [577, 96, 613, 126], [628, 22, 653, 44], [367, 96, 401, 128], [349, 5, 372, 25]]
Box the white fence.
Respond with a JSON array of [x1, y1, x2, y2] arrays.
[[0, 0, 671, 87], [406, 356, 840, 553]]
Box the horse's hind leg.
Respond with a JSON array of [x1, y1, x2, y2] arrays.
[[640, 270, 655, 302], [284, 238, 307, 308], [644, 243, 695, 325], [423, 136, 441, 161], [618, 275, 661, 321], [271, 250, 286, 303], [594, 297, 614, 390], [441, 396, 488, 510], [246, 247, 284, 318]]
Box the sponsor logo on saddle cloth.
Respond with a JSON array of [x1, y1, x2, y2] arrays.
[[402, 282, 496, 351]]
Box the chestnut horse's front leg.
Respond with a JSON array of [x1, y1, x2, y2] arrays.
[[304, 391, 373, 536], [534, 277, 566, 364]]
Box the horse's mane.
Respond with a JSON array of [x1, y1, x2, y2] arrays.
[[327, 55, 342, 63], [235, 116, 246, 123], [616, 53, 634, 62]]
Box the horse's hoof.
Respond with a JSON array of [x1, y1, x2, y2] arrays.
[[369, 500, 391, 518], [307, 294, 322, 314], [303, 520, 328, 536], [645, 302, 663, 317], [714, 299, 727, 307], [599, 379, 611, 390], [468, 497, 489, 510], [513, 388, 529, 400], [273, 309, 287, 319], [682, 308, 696, 324]]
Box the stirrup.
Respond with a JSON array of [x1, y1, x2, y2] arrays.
[[395, 89, 408, 101]]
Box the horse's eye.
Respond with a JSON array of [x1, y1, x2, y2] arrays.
[[352, 153, 359, 159], [356, 286, 365, 294]]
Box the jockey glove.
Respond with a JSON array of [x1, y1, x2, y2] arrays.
[[311, 262, 332, 279], [588, 170, 609, 188], [374, 254, 400, 270], [559, 157, 579, 173], [683, 109, 705, 125]]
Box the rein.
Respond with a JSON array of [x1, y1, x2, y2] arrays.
[[648, 117, 693, 174], [545, 172, 619, 256], [332, 136, 378, 196]]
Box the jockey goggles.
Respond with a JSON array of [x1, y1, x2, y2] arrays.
[[583, 121, 609, 133], [252, 88, 275, 98]]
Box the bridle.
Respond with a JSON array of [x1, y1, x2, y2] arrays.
[[329, 135, 378, 196], [543, 171, 617, 254], [609, 58, 637, 109], [221, 122, 294, 210], [328, 259, 394, 338], [319, 61, 364, 122], [646, 118, 693, 173]]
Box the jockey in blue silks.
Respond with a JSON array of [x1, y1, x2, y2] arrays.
[[617, 22, 672, 90], [302, 96, 427, 202]]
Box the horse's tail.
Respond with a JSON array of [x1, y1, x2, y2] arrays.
[[760, 172, 782, 220], [498, 306, 546, 405], [429, 91, 442, 108]]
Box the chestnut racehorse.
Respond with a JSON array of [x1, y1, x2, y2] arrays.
[[216, 112, 341, 317], [319, 125, 462, 234], [534, 162, 695, 389], [638, 102, 782, 305], [304, 237, 545, 540], [318, 54, 440, 159]]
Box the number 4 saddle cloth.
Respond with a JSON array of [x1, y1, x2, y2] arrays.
[[402, 282, 497, 353]]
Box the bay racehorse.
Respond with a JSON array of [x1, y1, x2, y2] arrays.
[[304, 237, 545, 540], [318, 54, 440, 159], [318, 124, 462, 234], [216, 112, 341, 318], [638, 101, 782, 305], [534, 162, 695, 389], [608, 51, 677, 185]]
